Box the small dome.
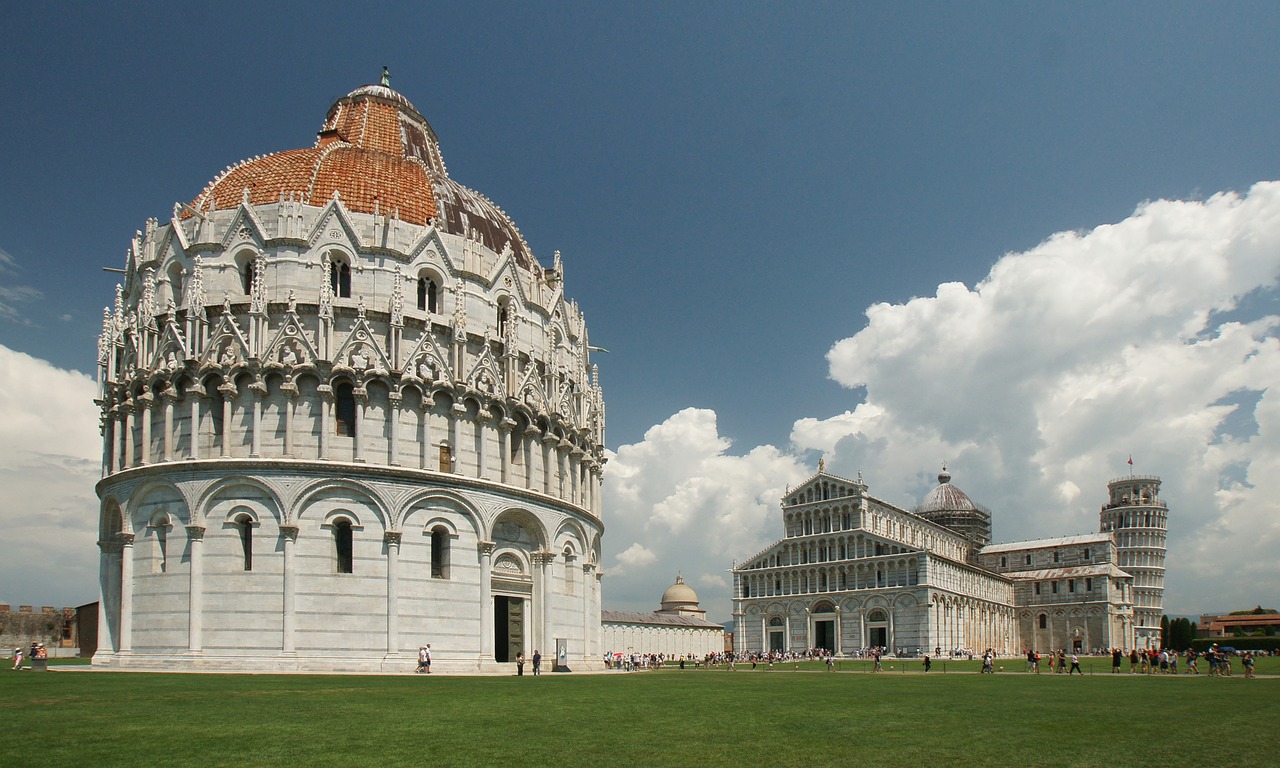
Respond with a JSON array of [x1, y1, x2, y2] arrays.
[[916, 468, 977, 514], [660, 575, 699, 610]]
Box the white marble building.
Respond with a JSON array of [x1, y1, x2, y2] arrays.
[[93, 75, 607, 672], [601, 576, 725, 660], [732, 466, 1163, 655]]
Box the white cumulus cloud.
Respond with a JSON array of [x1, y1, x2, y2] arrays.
[[793, 182, 1280, 615], [0, 344, 101, 609]]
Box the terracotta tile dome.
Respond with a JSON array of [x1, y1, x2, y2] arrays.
[[188, 81, 536, 269]]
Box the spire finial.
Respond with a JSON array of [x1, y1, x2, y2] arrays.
[[380, 66, 391, 87]]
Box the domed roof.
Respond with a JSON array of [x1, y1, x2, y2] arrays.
[[187, 77, 537, 270], [660, 575, 699, 609], [916, 467, 977, 514]]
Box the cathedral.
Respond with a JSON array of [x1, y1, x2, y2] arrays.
[[731, 466, 1167, 655], [93, 74, 607, 671]]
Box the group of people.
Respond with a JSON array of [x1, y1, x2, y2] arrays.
[[10, 642, 48, 670], [1022, 649, 1083, 674], [513, 649, 542, 676]]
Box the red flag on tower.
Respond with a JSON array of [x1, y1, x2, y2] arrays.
[[1127, 455, 1133, 466]]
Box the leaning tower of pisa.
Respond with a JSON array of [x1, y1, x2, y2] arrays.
[[1099, 474, 1167, 649]]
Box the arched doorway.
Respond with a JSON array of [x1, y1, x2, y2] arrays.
[[866, 608, 889, 650], [767, 616, 785, 652], [812, 600, 836, 653]]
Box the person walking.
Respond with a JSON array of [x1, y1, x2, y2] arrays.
[[532, 649, 541, 676], [1068, 653, 1082, 675], [11, 648, 23, 671], [516, 652, 525, 676], [923, 654, 932, 672], [1111, 648, 1122, 673], [417, 645, 430, 673]]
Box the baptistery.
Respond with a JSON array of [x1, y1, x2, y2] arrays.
[[94, 74, 606, 671]]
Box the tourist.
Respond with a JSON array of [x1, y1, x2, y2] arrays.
[[1129, 648, 1138, 673], [872, 650, 882, 672], [423, 644, 432, 674], [11, 648, 22, 671], [1243, 651, 1255, 679], [1169, 652, 1178, 674], [532, 649, 541, 676], [1068, 653, 1082, 675], [1112, 648, 1122, 673], [516, 652, 525, 676], [923, 654, 931, 672], [417, 645, 430, 674], [1185, 649, 1198, 674]]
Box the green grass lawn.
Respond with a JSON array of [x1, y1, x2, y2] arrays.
[[1, 663, 1275, 767]]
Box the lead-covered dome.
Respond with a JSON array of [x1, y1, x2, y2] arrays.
[[659, 575, 700, 612], [188, 78, 537, 270], [915, 467, 992, 548], [917, 468, 976, 514]]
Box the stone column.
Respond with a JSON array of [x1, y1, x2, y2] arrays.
[[138, 389, 153, 465], [498, 419, 515, 484], [536, 552, 555, 660], [187, 382, 204, 460], [249, 378, 266, 458], [122, 401, 135, 469], [541, 434, 556, 495], [282, 380, 297, 457], [280, 524, 299, 653], [162, 389, 176, 462], [479, 542, 495, 658], [109, 407, 123, 473], [186, 525, 205, 652], [449, 403, 465, 473], [835, 606, 843, 655], [385, 531, 402, 657], [218, 380, 236, 458], [318, 385, 333, 460], [523, 426, 539, 490], [388, 393, 402, 466], [475, 411, 488, 480], [119, 532, 135, 653], [582, 562, 595, 659], [420, 395, 434, 470], [557, 439, 571, 499], [570, 446, 583, 505], [353, 386, 367, 462]]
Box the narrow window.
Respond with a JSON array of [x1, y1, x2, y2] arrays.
[[1025, 554, 1032, 565], [242, 261, 254, 295], [1053, 550, 1060, 563], [430, 527, 449, 579], [1052, 581, 1058, 594], [497, 303, 509, 338], [331, 260, 352, 298], [155, 523, 168, 573], [1034, 582, 1041, 595], [236, 514, 253, 571], [1068, 579, 1075, 593], [1039, 614, 1047, 629], [335, 519, 353, 573], [418, 277, 439, 312], [1083, 547, 1091, 560], [1085, 577, 1093, 591], [1000, 556, 1007, 569], [335, 382, 356, 437], [438, 443, 452, 472]]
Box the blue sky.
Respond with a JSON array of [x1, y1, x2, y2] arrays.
[[2, 3, 1279, 620]]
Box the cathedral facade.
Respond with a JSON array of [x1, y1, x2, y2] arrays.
[[93, 77, 606, 672], [731, 467, 1167, 655]]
